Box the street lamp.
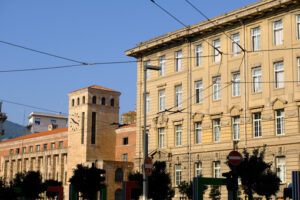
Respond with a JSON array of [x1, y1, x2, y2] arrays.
[[143, 63, 161, 200]]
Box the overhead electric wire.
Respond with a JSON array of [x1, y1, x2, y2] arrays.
[[0, 40, 86, 64]]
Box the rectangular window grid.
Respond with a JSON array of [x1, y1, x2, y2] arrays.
[[275, 109, 285, 135], [253, 113, 262, 138], [274, 62, 284, 88], [175, 125, 182, 147], [252, 67, 262, 93], [232, 116, 240, 140], [175, 164, 182, 186], [232, 33, 241, 56], [298, 58, 300, 84], [146, 93, 150, 113], [175, 85, 182, 107], [213, 119, 221, 142], [251, 27, 261, 51], [213, 76, 221, 100], [122, 153, 128, 162], [195, 81, 203, 104], [297, 15, 300, 40], [175, 50, 182, 71], [277, 157, 286, 183], [232, 72, 241, 97], [273, 20, 283, 46], [160, 55, 166, 76], [195, 122, 202, 144], [195, 162, 202, 177], [159, 90, 165, 111], [195, 44, 202, 66], [123, 137, 128, 145], [213, 161, 220, 178], [158, 128, 165, 148], [213, 39, 221, 62]]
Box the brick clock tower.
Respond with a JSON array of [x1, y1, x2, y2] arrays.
[[66, 85, 121, 188]]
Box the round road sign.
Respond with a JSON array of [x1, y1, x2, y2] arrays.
[[228, 151, 243, 166], [144, 157, 153, 176]]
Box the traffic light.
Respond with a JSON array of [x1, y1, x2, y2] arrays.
[[222, 171, 238, 191], [283, 187, 292, 199], [98, 169, 106, 188]]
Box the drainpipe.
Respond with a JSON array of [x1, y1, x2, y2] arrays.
[[188, 37, 192, 181], [241, 21, 247, 149]]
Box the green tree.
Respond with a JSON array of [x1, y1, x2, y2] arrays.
[[225, 146, 280, 200], [209, 185, 221, 200], [178, 176, 208, 199], [69, 164, 106, 200], [44, 179, 62, 199]]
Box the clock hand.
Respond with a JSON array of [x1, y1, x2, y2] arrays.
[[71, 118, 79, 125]]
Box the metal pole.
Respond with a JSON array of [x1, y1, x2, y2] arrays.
[[143, 64, 148, 200]]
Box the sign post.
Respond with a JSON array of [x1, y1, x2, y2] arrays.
[[227, 151, 243, 200], [144, 157, 153, 176]]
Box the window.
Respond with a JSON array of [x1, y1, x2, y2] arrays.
[[101, 97, 106, 105], [122, 137, 128, 145], [22, 147, 26, 153], [277, 157, 286, 183], [213, 76, 221, 100], [10, 149, 13, 154], [159, 90, 165, 111], [35, 118, 40, 125], [59, 141, 63, 148], [115, 168, 124, 182], [232, 116, 240, 140], [195, 81, 203, 104], [145, 60, 150, 80], [297, 15, 300, 39], [43, 144, 47, 150], [195, 44, 202, 66], [175, 125, 182, 147], [82, 96, 85, 104], [122, 154, 128, 162], [92, 96, 96, 104], [195, 122, 202, 144], [213, 161, 221, 178], [16, 148, 20, 154], [232, 72, 241, 97], [51, 142, 55, 149], [253, 113, 262, 138], [77, 97, 80, 105], [158, 128, 165, 148], [29, 146, 33, 152], [146, 93, 150, 113], [72, 99, 75, 107], [81, 112, 85, 144], [195, 162, 202, 177], [273, 20, 283, 46], [275, 109, 285, 135], [110, 99, 115, 106], [213, 119, 221, 142], [274, 61, 284, 88], [160, 55, 166, 76], [213, 39, 221, 62], [251, 27, 261, 51], [91, 112, 96, 144], [298, 58, 300, 83], [36, 145, 40, 152], [175, 85, 182, 107], [51, 119, 56, 124], [175, 50, 182, 71], [252, 67, 262, 93], [175, 164, 182, 186], [232, 33, 241, 56]]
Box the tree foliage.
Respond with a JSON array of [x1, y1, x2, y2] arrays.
[[69, 164, 106, 200], [209, 185, 221, 200], [44, 179, 62, 199], [226, 146, 280, 200], [178, 176, 208, 199]]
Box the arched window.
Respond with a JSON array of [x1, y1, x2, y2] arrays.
[[72, 99, 75, 107], [101, 97, 106, 105], [82, 96, 85, 104], [110, 98, 115, 106], [115, 168, 123, 182], [115, 189, 122, 200], [77, 97, 80, 105], [92, 96, 97, 104]]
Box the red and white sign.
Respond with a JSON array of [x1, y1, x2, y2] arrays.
[[228, 151, 243, 166], [144, 157, 153, 176]]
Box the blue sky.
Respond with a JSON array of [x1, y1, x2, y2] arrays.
[[0, 0, 258, 125]]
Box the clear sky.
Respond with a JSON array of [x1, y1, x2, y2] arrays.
[[0, 0, 259, 125]]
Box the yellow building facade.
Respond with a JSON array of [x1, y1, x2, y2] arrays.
[[126, 0, 300, 198]]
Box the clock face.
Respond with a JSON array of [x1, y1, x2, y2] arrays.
[[69, 112, 80, 131]]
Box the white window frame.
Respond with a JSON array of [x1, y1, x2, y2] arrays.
[[160, 55, 166, 76], [195, 81, 203, 104], [175, 164, 182, 186], [251, 27, 261, 51], [158, 128, 165, 148], [232, 116, 240, 141], [195, 162, 202, 177], [276, 157, 286, 183], [297, 15, 300, 40], [253, 113, 262, 138], [273, 20, 283, 46], [146, 93, 150, 113], [159, 90, 165, 111], [195, 122, 202, 144], [231, 33, 241, 56], [213, 76, 221, 101], [275, 109, 285, 135], [232, 72, 241, 97], [195, 44, 203, 66], [213, 119, 221, 142], [252, 67, 262, 93], [213, 161, 220, 178], [175, 125, 182, 147], [298, 58, 300, 84], [175, 50, 182, 72], [175, 85, 182, 107], [274, 61, 284, 88], [145, 60, 150, 80], [213, 39, 221, 62], [122, 153, 128, 162]]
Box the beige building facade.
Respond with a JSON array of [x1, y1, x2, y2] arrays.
[[126, 0, 300, 199]]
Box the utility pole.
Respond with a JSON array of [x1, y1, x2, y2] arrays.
[[0, 102, 7, 139]]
